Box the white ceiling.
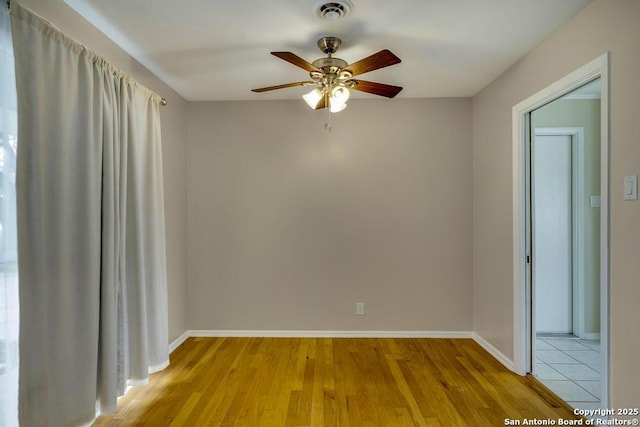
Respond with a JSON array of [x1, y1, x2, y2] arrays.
[[64, 0, 592, 102]]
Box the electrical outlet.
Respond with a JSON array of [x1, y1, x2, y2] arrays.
[[356, 302, 365, 315]]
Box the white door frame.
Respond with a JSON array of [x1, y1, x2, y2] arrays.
[[512, 53, 609, 407], [533, 127, 585, 338]]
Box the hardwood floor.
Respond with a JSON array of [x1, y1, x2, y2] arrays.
[[93, 337, 580, 426]]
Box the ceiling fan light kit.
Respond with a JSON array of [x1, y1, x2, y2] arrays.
[[301, 36, 357, 112], [252, 0, 402, 121]]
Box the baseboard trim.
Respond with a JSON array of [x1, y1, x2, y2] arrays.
[[581, 332, 601, 340], [472, 332, 515, 372], [169, 331, 190, 354], [185, 330, 473, 339]]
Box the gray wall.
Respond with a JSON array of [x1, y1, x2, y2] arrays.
[[472, 0, 640, 410], [20, 0, 189, 342], [187, 98, 473, 331]]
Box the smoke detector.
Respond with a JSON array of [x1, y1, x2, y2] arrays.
[[312, 0, 353, 21]]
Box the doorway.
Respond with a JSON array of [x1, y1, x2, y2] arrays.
[[511, 53, 609, 414], [530, 87, 602, 411]]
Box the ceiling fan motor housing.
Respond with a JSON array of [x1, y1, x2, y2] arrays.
[[312, 57, 348, 73]]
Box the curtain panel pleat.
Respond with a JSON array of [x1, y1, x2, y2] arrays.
[[11, 3, 169, 425]]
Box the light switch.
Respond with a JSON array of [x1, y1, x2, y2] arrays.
[[624, 175, 638, 201], [590, 195, 601, 208]]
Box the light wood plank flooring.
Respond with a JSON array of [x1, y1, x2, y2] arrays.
[[93, 337, 580, 426]]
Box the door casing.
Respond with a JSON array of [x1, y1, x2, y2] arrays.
[[511, 53, 609, 408]]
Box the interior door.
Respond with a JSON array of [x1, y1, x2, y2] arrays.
[[533, 134, 573, 334]]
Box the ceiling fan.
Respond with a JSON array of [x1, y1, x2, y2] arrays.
[[251, 36, 402, 113]]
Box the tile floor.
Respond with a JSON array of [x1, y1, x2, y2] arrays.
[[535, 336, 601, 412]]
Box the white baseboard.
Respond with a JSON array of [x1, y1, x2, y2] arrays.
[[472, 332, 515, 372], [168, 330, 471, 353], [581, 332, 601, 340], [186, 330, 473, 339], [168, 331, 189, 354]]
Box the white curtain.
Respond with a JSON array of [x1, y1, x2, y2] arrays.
[[0, 3, 19, 426], [11, 3, 169, 425]]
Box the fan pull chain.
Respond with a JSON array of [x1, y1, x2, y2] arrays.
[[325, 113, 332, 132], [325, 93, 332, 131]]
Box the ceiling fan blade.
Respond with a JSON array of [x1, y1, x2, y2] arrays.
[[350, 80, 403, 98], [271, 52, 320, 73], [251, 81, 314, 92], [344, 50, 401, 76]]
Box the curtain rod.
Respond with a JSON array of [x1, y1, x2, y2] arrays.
[[5, 0, 167, 106]]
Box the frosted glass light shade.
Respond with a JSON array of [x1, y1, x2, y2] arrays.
[[331, 86, 350, 103], [329, 99, 347, 113], [303, 88, 324, 109]]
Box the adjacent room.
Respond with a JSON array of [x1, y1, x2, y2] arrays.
[[1, 0, 639, 425]]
